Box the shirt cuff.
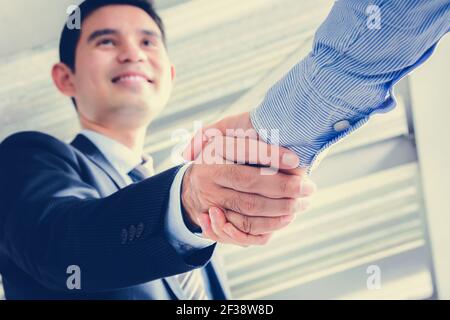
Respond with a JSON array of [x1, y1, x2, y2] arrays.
[[249, 57, 384, 171], [165, 162, 216, 255]]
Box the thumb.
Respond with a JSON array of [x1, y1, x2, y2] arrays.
[[181, 126, 210, 161], [182, 112, 254, 161], [181, 121, 225, 161]]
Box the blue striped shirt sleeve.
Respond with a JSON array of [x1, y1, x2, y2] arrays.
[[250, 0, 449, 169]]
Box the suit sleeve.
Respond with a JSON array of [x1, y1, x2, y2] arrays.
[[0, 132, 215, 293]]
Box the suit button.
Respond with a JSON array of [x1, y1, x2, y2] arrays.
[[180, 243, 193, 251], [120, 229, 128, 244], [136, 222, 145, 239], [128, 225, 136, 242]]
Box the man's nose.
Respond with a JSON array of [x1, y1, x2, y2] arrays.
[[117, 42, 147, 63]]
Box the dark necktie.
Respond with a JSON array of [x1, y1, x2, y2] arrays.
[[128, 161, 154, 182]]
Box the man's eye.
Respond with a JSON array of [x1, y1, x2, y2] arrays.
[[142, 39, 155, 47], [97, 39, 115, 46]]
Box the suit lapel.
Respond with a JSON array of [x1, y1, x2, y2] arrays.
[[70, 134, 128, 189]]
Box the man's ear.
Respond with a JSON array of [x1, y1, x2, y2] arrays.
[[51, 63, 76, 97], [170, 64, 176, 82]]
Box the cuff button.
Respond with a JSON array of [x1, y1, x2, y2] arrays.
[[333, 120, 350, 132]]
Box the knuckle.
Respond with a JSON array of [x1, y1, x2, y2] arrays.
[[229, 166, 252, 189], [241, 215, 252, 234], [279, 180, 288, 195], [224, 196, 240, 212], [224, 210, 235, 223], [243, 193, 258, 213], [227, 165, 241, 183]]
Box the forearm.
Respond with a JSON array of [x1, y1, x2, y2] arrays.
[[0, 149, 214, 292], [251, 0, 449, 168], [4, 167, 209, 292], [165, 162, 216, 256]]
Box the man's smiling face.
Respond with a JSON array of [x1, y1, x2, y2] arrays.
[[70, 4, 175, 129]]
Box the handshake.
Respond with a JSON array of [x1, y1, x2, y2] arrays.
[[180, 112, 316, 247]]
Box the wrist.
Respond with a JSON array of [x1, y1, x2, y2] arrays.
[[181, 165, 200, 229]]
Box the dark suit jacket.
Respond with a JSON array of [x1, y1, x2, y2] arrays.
[[0, 131, 230, 299]]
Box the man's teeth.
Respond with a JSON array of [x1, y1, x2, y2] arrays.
[[115, 75, 148, 82]]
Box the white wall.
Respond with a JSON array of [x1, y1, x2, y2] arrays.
[[409, 35, 450, 299]]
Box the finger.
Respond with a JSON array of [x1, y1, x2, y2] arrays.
[[211, 135, 300, 170], [211, 207, 273, 246], [217, 187, 299, 217], [208, 208, 247, 247], [300, 177, 317, 197], [224, 210, 296, 235], [214, 164, 317, 198], [279, 167, 308, 176], [222, 219, 273, 246], [199, 211, 242, 246], [197, 213, 219, 242], [182, 128, 210, 161], [182, 112, 256, 161], [208, 208, 237, 243]]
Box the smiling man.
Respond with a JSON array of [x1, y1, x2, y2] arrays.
[[55, 1, 174, 150], [0, 0, 314, 300]]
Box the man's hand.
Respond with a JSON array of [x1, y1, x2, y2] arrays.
[[182, 112, 256, 162], [181, 135, 316, 247]]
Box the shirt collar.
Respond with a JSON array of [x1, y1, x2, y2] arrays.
[[80, 129, 149, 175]]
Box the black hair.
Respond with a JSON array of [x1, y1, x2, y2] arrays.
[[59, 0, 166, 108]]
